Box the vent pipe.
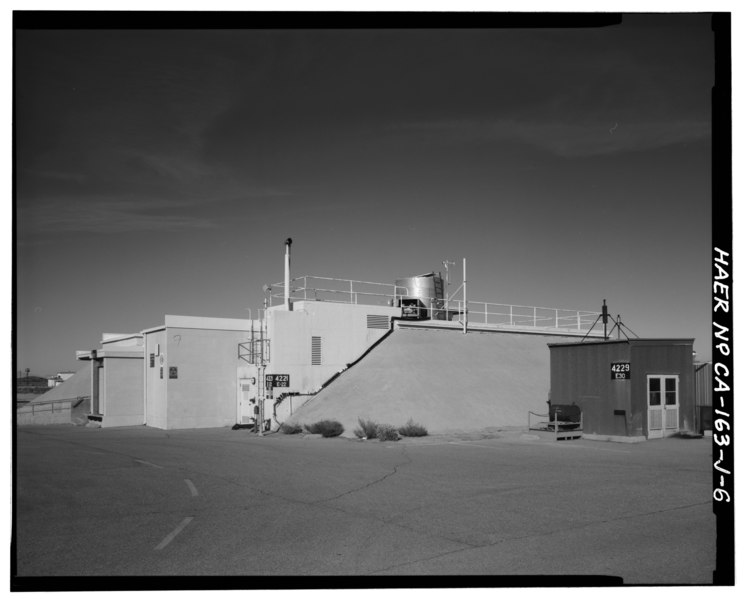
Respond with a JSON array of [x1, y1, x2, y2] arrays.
[[284, 238, 292, 310]]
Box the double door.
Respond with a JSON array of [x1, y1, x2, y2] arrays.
[[647, 375, 679, 438]]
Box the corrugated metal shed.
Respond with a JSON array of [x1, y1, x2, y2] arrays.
[[548, 338, 696, 439], [694, 362, 712, 432]]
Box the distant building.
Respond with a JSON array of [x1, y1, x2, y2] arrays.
[[47, 372, 76, 387], [16, 374, 49, 395]]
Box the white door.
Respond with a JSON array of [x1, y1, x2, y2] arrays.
[[237, 377, 257, 425], [647, 375, 679, 439]]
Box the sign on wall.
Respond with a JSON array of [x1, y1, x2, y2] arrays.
[[265, 374, 290, 388], [610, 361, 631, 380], [169, 367, 178, 379]]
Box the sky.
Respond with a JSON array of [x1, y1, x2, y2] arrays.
[[14, 13, 717, 376]]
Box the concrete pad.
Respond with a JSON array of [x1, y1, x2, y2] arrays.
[[582, 433, 648, 443], [14, 426, 716, 582]]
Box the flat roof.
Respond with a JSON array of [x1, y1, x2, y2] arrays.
[[548, 338, 695, 348], [165, 314, 253, 331], [140, 315, 255, 334]]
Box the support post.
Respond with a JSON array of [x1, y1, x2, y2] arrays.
[[91, 350, 100, 416], [462, 258, 467, 334]]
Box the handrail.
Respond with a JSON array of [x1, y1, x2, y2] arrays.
[[264, 274, 604, 333], [17, 395, 90, 406]]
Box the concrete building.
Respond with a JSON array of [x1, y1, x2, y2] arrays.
[[252, 300, 402, 426], [47, 372, 75, 387], [548, 338, 696, 440], [142, 315, 254, 430], [77, 333, 144, 428], [28, 242, 696, 438]]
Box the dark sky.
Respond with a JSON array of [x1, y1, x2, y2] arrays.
[[15, 14, 715, 375]]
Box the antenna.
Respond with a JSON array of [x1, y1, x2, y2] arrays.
[[602, 299, 609, 340], [582, 300, 638, 341], [442, 259, 455, 316]]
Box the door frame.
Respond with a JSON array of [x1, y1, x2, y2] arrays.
[[646, 374, 680, 439], [237, 375, 258, 425]]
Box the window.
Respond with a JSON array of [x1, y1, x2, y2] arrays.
[[665, 377, 677, 405], [648, 377, 661, 406]]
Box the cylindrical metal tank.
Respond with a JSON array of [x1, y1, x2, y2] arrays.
[[395, 273, 444, 302], [395, 272, 445, 320]]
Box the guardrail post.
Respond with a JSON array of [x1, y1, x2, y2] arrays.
[[510, 305, 513, 326], [533, 307, 537, 328], [555, 310, 559, 328]]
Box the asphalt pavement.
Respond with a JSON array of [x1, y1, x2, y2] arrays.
[[13, 425, 716, 586]]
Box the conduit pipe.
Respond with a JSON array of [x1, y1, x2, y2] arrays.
[[284, 238, 292, 310]]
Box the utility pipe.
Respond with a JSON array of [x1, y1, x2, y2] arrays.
[[284, 238, 292, 310]]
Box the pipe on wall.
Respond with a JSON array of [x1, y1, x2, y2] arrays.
[[284, 238, 292, 310]]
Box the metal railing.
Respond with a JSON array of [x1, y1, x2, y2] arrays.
[[528, 410, 584, 438], [268, 275, 408, 306], [17, 396, 88, 413], [459, 300, 601, 332], [266, 274, 605, 335]]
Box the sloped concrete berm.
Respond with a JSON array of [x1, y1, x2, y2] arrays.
[[286, 328, 578, 436]]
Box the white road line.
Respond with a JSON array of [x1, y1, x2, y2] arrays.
[[135, 459, 164, 469], [184, 479, 199, 496], [155, 517, 194, 551]]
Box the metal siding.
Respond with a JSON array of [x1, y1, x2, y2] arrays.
[[549, 342, 631, 436], [694, 362, 712, 433], [694, 363, 712, 407], [631, 341, 695, 435]]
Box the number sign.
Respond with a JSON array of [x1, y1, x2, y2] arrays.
[[610, 362, 631, 380], [265, 374, 290, 388]]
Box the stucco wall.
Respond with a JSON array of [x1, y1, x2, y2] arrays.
[[101, 356, 144, 427], [266, 301, 400, 394], [144, 329, 168, 429], [165, 327, 248, 429]]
